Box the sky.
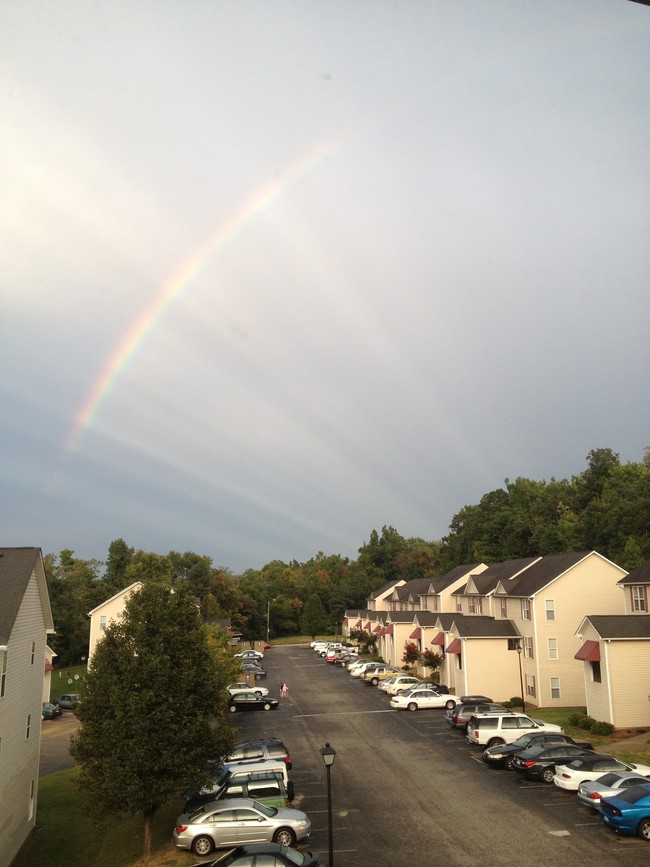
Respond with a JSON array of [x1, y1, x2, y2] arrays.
[[2, 1, 649, 573]]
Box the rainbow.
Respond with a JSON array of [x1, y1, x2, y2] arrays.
[[64, 138, 341, 453]]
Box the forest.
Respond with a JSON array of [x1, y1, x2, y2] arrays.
[[45, 447, 650, 666]]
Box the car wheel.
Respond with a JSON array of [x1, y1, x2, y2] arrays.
[[407, 702, 418, 712], [637, 818, 650, 841], [255, 690, 263, 696], [192, 835, 214, 856], [487, 738, 504, 748], [263, 702, 271, 710], [229, 705, 237, 713], [371, 677, 379, 685], [541, 766, 555, 784], [320, 652, 326, 657], [274, 827, 296, 846], [504, 755, 515, 770], [255, 674, 262, 680], [445, 700, 455, 709]]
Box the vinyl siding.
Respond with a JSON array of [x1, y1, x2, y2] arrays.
[[459, 639, 522, 702], [605, 640, 650, 728], [0, 570, 48, 867]]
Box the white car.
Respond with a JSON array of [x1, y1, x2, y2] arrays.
[[376, 676, 400, 693], [234, 650, 264, 660], [553, 755, 650, 792], [350, 662, 381, 678], [227, 682, 269, 698], [390, 689, 459, 711], [384, 676, 421, 695]]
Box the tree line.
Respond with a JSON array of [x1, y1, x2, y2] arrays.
[[45, 447, 650, 665]]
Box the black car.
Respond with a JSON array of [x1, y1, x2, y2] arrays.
[[228, 692, 279, 713], [240, 663, 267, 680], [511, 742, 594, 782], [192, 842, 321, 866], [482, 733, 594, 769]]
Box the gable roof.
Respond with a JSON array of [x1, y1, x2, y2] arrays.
[[429, 563, 485, 593], [506, 551, 625, 598], [385, 610, 419, 625], [370, 579, 405, 600], [0, 547, 54, 644], [618, 558, 650, 586], [392, 577, 435, 601], [579, 614, 650, 640], [450, 616, 520, 639], [87, 581, 143, 616], [412, 611, 442, 628]]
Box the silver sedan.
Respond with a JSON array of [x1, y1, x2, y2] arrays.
[[173, 797, 311, 856], [577, 771, 649, 808]]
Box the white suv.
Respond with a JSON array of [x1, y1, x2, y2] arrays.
[[466, 713, 563, 747]]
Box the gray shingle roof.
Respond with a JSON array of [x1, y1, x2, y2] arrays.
[[618, 559, 650, 586], [582, 614, 650, 639], [505, 552, 592, 597], [370, 580, 403, 600], [0, 548, 53, 644], [452, 616, 520, 638], [429, 563, 484, 593]]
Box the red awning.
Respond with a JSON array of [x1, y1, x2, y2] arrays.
[[446, 638, 462, 654], [431, 632, 445, 646], [384, 624, 394, 636], [342, 617, 348, 625], [354, 620, 362, 629], [363, 622, 372, 631], [409, 627, 422, 640], [45, 661, 54, 672], [373, 624, 383, 634], [574, 640, 600, 662]]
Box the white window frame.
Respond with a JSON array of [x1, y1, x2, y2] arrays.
[[0, 651, 7, 698], [26, 713, 31, 740], [525, 673, 536, 698], [550, 676, 561, 699], [100, 615, 107, 632], [30, 641, 36, 665], [547, 637, 558, 660], [521, 599, 531, 620], [631, 586, 647, 612], [545, 599, 555, 621], [500, 597, 507, 618], [524, 636, 534, 659]]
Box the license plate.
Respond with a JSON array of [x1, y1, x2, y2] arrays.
[[604, 816, 610, 824]]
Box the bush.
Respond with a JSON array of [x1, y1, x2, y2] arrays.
[[590, 721, 615, 736], [505, 696, 524, 708]]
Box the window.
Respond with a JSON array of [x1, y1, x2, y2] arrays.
[[547, 638, 558, 660], [0, 651, 7, 698], [28, 778, 35, 821], [30, 641, 36, 665], [500, 597, 507, 619], [591, 661, 601, 684], [502, 717, 519, 729], [521, 599, 531, 620], [456, 598, 463, 612], [432, 596, 438, 612], [550, 676, 560, 699], [631, 586, 648, 612], [525, 674, 536, 698], [100, 615, 107, 632], [26, 714, 31, 740], [524, 636, 534, 659], [545, 599, 555, 620], [507, 638, 520, 651], [468, 596, 482, 614]]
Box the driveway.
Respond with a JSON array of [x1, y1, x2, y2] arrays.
[[39, 711, 78, 775]]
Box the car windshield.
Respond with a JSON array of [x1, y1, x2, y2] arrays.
[[511, 735, 534, 748], [251, 801, 277, 817]]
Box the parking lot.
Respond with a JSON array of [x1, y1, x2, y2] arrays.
[[232, 644, 649, 866]]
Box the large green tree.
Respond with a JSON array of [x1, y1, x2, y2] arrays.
[[301, 592, 328, 638], [70, 580, 237, 859]]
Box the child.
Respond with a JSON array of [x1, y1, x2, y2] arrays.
[[280, 682, 289, 699]]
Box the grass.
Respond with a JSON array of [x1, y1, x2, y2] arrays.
[[49, 664, 87, 701]]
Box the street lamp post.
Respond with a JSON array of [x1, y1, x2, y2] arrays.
[[266, 598, 276, 645], [320, 742, 336, 867], [516, 642, 526, 713]]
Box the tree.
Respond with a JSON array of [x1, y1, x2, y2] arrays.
[[421, 649, 442, 677], [104, 538, 134, 592], [70, 580, 237, 859], [402, 642, 421, 667], [301, 593, 328, 639]]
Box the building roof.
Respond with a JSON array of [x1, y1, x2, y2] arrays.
[[386, 610, 420, 625], [451, 616, 520, 639], [429, 562, 485, 593], [580, 614, 650, 640], [412, 611, 441, 628], [0, 547, 54, 644], [87, 581, 142, 616], [618, 558, 650, 586], [392, 577, 434, 601], [369, 580, 404, 600], [505, 552, 595, 597]]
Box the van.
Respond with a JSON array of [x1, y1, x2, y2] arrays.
[[201, 758, 295, 802], [466, 713, 563, 747], [185, 769, 289, 813]]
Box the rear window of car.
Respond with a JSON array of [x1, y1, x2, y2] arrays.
[[476, 717, 498, 728], [615, 785, 650, 804]]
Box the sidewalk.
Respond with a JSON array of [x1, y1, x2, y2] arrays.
[[605, 730, 650, 754]]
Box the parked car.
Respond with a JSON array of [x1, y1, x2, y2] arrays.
[[311, 641, 329, 651], [240, 663, 267, 680], [173, 797, 312, 854], [382, 676, 421, 695], [466, 713, 563, 747], [202, 759, 294, 802], [553, 755, 650, 791], [234, 649, 264, 660], [227, 739, 291, 769], [318, 642, 343, 657], [42, 701, 63, 719], [511, 742, 594, 783], [598, 783, 650, 841], [446, 702, 509, 732], [350, 662, 381, 678], [578, 771, 650, 809], [228, 692, 278, 713], [185, 770, 290, 813], [333, 653, 354, 667], [396, 682, 450, 697], [390, 689, 459, 711], [227, 682, 270, 698], [361, 665, 400, 685], [191, 842, 321, 866], [482, 733, 593, 770], [53, 693, 81, 709]]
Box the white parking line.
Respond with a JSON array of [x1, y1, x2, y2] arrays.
[[294, 709, 396, 717]]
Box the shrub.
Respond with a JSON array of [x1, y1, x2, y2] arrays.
[[590, 721, 615, 736], [507, 696, 524, 708], [402, 642, 421, 666]]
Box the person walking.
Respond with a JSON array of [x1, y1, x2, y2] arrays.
[[280, 682, 289, 699]]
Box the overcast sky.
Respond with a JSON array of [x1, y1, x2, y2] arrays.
[[2, 1, 649, 572]]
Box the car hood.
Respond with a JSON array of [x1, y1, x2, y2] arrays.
[[275, 808, 310, 822]]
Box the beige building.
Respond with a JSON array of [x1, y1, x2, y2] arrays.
[[87, 581, 142, 663], [0, 547, 54, 867]]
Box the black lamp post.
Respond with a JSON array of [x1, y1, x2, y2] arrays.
[[320, 742, 336, 867], [516, 642, 526, 713]]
